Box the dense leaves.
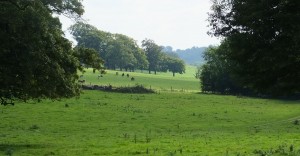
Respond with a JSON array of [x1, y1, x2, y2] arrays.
[[161, 56, 185, 77], [70, 22, 149, 71], [198, 41, 248, 94], [0, 0, 102, 103], [74, 47, 105, 71], [141, 39, 163, 74], [70, 24, 186, 76], [208, 0, 300, 96]]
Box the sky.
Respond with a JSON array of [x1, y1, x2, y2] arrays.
[[60, 0, 220, 50]]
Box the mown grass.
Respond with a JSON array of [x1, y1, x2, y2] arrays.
[[1, 91, 300, 155], [80, 65, 199, 92]]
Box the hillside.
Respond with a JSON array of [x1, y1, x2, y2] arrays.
[[80, 65, 199, 92], [162, 46, 207, 65]]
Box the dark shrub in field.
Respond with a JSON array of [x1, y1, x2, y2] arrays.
[[81, 84, 154, 93], [112, 85, 155, 94]]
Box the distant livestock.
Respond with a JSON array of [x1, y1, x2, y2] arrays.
[[131, 77, 135, 81], [122, 73, 125, 77]]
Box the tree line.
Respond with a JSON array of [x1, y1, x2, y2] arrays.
[[199, 0, 300, 97], [69, 22, 185, 76], [0, 0, 185, 104]]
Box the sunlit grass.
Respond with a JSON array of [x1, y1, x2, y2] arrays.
[[1, 91, 300, 155], [80, 65, 199, 92], [1, 66, 300, 155]]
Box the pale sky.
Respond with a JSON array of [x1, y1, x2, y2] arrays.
[[60, 0, 220, 50]]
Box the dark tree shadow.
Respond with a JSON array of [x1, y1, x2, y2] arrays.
[[0, 143, 50, 155]]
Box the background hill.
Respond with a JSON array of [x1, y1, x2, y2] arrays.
[[162, 46, 206, 65]]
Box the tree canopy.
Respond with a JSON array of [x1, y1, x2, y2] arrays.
[[198, 41, 249, 94], [70, 23, 185, 76], [70, 22, 149, 71], [142, 39, 163, 74], [207, 0, 300, 96], [0, 0, 103, 104]]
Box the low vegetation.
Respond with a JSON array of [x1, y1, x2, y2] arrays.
[[1, 91, 300, 155], [110, 85, 155, 94]]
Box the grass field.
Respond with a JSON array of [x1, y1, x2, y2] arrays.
[[80, 66, 199, 92], [1, 66, 300, 155]]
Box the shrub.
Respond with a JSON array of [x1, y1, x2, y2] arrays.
[[111, 84, 155, 94]]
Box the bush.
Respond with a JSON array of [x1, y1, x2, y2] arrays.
[[112, 85, 155, 94]]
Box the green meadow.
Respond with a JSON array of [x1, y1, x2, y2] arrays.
[[1, 66, 300, 156], [81, 65, 199, 92]]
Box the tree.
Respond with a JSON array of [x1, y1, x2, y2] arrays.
[[160, 55, 185, 77], [168, 58, 185, 77], [133, 48, 149, 72], [208, 0, 300, 96], [0, 0, 84, 104], [198, 42, 246, 94], [70, 23, 149, 71], [74, 47, 105, 72], [106, 34, 137, 71], [142, 39, 162, 74], [69, 22, 111, 64]]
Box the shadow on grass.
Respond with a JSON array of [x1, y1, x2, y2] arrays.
[[0, 143, 49, 154], [196, 91, 300, 101]]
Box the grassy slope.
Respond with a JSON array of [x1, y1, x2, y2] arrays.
[[1, 92, 300, 155], [81, 66, 199, 92], [1, 66, 300, 155]]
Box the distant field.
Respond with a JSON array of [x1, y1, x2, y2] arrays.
[[80, 65, 200, 92], [1, 91, 300, 155]]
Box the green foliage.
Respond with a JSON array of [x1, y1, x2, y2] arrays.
[[142, 39, 163, 74], [109, 84, 155, 94], [161, 56, 186, 77], [198, 42, 248, 94], [0, 0, 84, 102], [74, 47, 105, 71], [208, 0, 300, 96], [69, 22, 149, 71]]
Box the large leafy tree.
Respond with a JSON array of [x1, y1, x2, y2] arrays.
[[70, 23, 148, 71], [0, 0, 85, 104], [198, 42, 247, 94], [142, 39, 163, 74], [106, 34, 137, 71], [69, 22, 111, 61], [209, 0, 300, 96], [74, 47, 105, 71], [167, 58, 185, 77], [160, 54, 185, 77]]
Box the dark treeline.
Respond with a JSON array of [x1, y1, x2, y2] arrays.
[[199, 0, 300, 97], [69, 22, 185, 76]]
